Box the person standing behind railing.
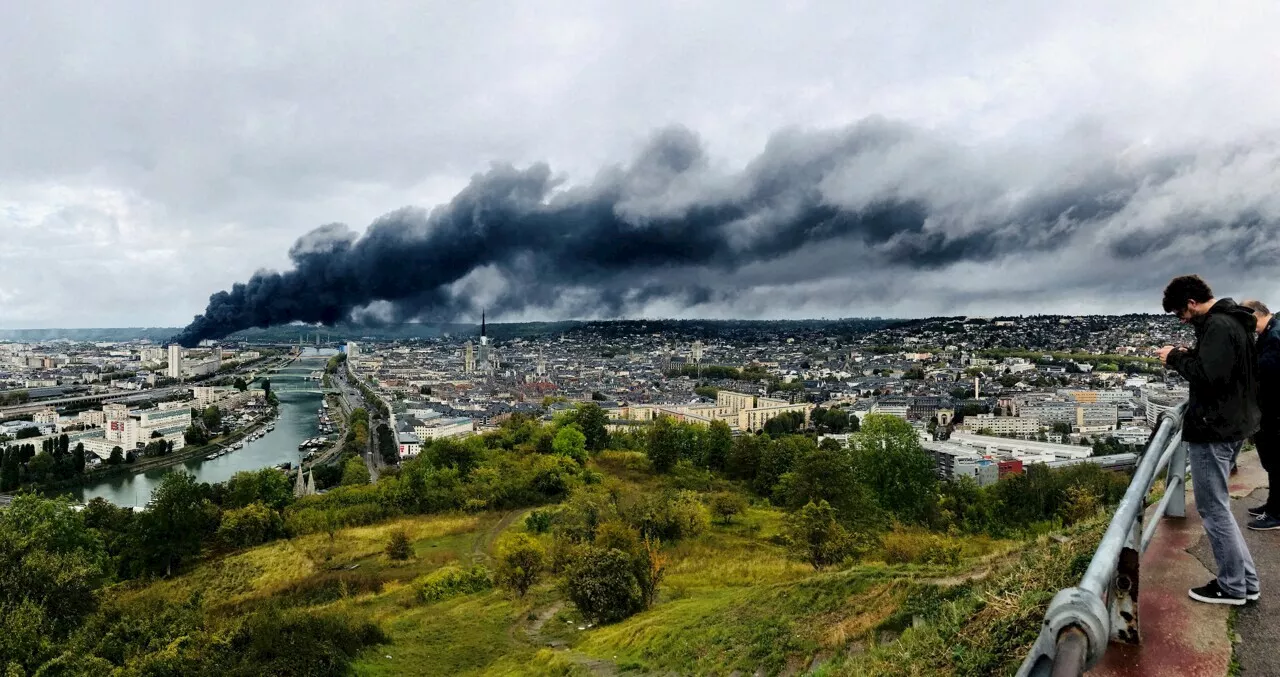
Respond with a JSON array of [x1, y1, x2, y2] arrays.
[[1158, 275, 1261, 605], [1242, 299, 1280, 531]]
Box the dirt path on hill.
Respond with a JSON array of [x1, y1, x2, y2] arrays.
[[470, 508, 528, 562], [517, 600, 621, 676]]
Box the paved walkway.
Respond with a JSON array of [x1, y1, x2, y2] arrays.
[[1225, 484, 1280, 676], [1091, 449, 1269, 677]]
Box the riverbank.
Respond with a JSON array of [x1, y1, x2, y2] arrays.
[[21, 408, 280, 500]]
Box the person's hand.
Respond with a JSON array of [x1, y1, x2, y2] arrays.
[[1157, 346, 1176, 364]]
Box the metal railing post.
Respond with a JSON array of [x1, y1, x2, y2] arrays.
[[1017, 402, 1187, 677], [1164, 441, 1188, 518]]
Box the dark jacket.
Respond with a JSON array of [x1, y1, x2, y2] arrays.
[[1256, 315, 1280, 428], [1166, 298, 1261, 443]]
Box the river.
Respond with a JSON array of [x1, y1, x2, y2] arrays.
[[67, 356, 329, 508]]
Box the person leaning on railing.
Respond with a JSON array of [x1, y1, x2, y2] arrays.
[[1158, 275, 1261, 606], [1243, 299, 1280, 531]]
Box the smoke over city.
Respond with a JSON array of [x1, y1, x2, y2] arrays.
[[175, 118, 1280, 346]]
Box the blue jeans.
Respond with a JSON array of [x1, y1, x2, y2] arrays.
[[1189, 441, 1259, 596]]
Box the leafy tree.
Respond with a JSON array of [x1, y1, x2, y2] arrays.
[[376, 423, 398, 465], [753, 435, 805, 496], [72, 442, 86, 474], [775, 443, 881, 531], [494, 532, 546, 597], [762, 410, 805, 436], [645, 416, 683, 473], [233, 377, 248, 392], [568, 403, 610, 453], [1, 448, 20, 490], [525, 509, 553, 534], [184, 425, 209, 446], [202, 405, 222, 432], [704, 420, 733, 471], [426, 437, 483, 474], [16, 426, 41, 440], [725, 433, 766, 482], [552, 424, 588, 464], [561, 546, 644, 624], [812, 407, 853, 434], [108, 447, 124, 466], [133, 471, 219, 576], [225, 468, 294, 511], [24, 447, 54, 481], [0, 494, 108, 672], [340, 456, 371, 486], [216, 502, 285, 550], [785, 500, 855, 570], [385, 529, 412, 561], [850, 415, 938, 525], [708, 492, 748, 524]]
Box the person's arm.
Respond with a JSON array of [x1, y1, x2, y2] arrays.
[[1167, 318, 1234, 388]]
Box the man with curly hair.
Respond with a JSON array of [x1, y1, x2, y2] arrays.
[[1158, 274, 1260, 605]]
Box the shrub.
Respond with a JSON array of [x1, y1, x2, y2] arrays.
[[560, 547, 644, 624], [525, 509, 554, 534], [708, 492, 749, 524], [548, 536, 588, 574], [385, 529, 412, 561], [219, 605, 388, 675], [594, 520, 641, 556], [785, 500, 858, 570], [216, 502, 285, 550], [417, 565, 493, 603], [494, 533, 546, 597], [623, 490, 709, 541]]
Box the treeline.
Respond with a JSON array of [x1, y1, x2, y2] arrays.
[[635, 414, 1130, 544], [0, 389, 29, 406], [1, 490, 384, 675], [664, 364, 772, 382], [0, 435, 88, 490]]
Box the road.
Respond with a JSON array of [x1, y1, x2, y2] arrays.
[[0, 355, 294, 419], [331, 369, 382, 483]]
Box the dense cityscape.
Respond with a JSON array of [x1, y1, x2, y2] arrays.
[[0, 313, 1192, 500]]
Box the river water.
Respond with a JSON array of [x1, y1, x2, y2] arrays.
[[66, 357, 328, 508]]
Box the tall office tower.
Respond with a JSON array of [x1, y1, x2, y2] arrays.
[[167, 344, 183, 380]]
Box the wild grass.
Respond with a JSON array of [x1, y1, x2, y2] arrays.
[[831, 515, 1108, 676], [92, 473, 1084, 677], [115, 512, 486, 610]]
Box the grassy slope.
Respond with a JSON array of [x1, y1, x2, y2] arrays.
[[102, 460, 1089, 677]]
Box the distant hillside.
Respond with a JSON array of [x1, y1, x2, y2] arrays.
[[0, 327, 180, 343]]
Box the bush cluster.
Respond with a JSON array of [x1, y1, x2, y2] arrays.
[[417, 565, 494, 603]]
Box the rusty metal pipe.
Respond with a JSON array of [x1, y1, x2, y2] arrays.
[[1051, 626, 1089, 677]]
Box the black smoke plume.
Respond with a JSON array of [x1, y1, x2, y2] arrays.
[[175, 118, 1280, 346]]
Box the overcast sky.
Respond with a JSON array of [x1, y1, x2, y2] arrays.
[[3, 0, 1279, 328]]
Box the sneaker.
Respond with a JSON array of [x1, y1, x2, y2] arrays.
[[1249, 514, 1280, 531], [1189, 580, 1246, 606], [1248, 590, 1262, 602], [1249, 505, 1268, 518]]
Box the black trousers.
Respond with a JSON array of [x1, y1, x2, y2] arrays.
[[1255, 426, 1280, 515]]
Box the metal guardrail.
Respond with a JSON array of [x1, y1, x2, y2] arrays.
[[1017, 401, 1188, 677]]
